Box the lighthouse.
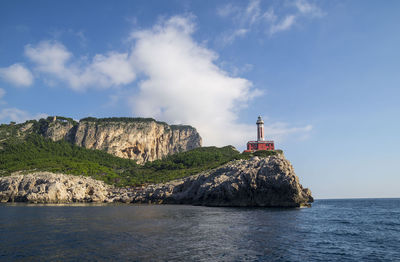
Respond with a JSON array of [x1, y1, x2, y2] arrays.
[[244, 116, 275, 152], [256, 116, 264, 141]]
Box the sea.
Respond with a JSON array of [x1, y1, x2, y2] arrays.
[[0, 199, 399, 262]]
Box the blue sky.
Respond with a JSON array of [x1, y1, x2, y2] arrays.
[[1, 0, 399, 199]]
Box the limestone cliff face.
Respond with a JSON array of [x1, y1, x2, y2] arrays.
[[73, 120, 201, 164], [43, 121, 76, 142], [34, 117, 201, 164]]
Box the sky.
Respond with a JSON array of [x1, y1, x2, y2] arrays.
[[1, 0, 399, 199]]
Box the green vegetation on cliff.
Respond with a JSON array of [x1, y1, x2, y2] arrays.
[[0, 116, 195, 143], [80, 116, 157, 123], [0, 116, 76, 141], [80, 116, 195, 131]]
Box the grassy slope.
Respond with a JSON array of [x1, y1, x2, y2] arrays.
[[0, 121, 280, 187]]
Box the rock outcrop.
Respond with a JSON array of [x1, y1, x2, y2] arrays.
[[129, 154, 313, 207], [0, 172, 113, 203], [0, 155, 313, 207], [19, 117, 202, 164]]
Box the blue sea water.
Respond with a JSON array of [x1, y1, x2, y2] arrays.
[[0, 199, 399, 261]]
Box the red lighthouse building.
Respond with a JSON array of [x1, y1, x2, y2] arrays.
[[244, 116, 275, 152]]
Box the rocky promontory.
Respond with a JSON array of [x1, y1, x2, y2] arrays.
[[0, 155, 313, 207], [128, 154, 313, 207]]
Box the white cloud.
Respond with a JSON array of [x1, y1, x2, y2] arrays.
[[221, 28, 249, 45], [294, 0, 324, 17], [129, 16, 258, 146], [262, 8, 277, 22], [25, 41, 136, 91], [217, 0, 324, 41], [245, 0, 262, 25], [0, 63, 34, 87], [128, 15, 311, 148], [0, 107, 47, 123], [91, 52, 136, 85], [269, 15, 296, 34], [25, 41, 71, 75]]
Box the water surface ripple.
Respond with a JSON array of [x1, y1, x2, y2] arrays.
[[0, 199, 399, 261]]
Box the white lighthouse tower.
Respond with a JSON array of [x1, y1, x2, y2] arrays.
[[256, 116, 264, 141]]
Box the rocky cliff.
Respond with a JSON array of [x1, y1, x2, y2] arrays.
[[72, 119, 201, 164], [0, 172, 113, 203], [127, 154, 313, 207], [0, 155, 313, 207], [20, 117, 202, 164]]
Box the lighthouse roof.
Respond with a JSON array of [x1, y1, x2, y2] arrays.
[[256, 116, 264, 124]]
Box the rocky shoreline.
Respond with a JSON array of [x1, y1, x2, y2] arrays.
[[0, 155, 313, 207]]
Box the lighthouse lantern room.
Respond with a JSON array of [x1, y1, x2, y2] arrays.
[[244, 116, 275, 152]]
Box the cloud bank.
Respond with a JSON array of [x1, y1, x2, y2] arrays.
[[129, 16, 260, 146], [25, 41, 135, 91]]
